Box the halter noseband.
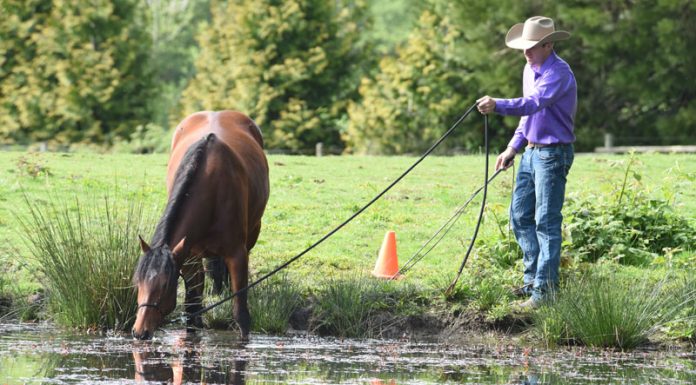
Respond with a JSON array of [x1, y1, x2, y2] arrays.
[[137, 302, 163, 316]]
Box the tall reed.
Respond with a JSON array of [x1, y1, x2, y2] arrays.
[[19, 191, 157, 330]]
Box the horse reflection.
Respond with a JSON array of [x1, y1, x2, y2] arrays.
[[132, 335, 246, 384]]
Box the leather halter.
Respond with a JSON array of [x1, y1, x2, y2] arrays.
[[137, 302, 163, 316]]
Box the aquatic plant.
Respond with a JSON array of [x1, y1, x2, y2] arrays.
[[19, 190, 157, 330]]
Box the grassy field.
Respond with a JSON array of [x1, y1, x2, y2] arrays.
[[0, 152, 696, 349], [2, 151, 694, 279]]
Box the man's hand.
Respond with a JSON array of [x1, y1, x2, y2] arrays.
[[495, 147, 516, 171], [476, 95, 496, 115]]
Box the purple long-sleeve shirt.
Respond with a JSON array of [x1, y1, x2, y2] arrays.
[[494, 51, 577, 152]]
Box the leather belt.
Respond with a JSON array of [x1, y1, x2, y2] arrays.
[[527, 142, 566, 149]]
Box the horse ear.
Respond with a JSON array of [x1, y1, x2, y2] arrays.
[[172, 236, 187, 257], [139, 235, 151, 253]]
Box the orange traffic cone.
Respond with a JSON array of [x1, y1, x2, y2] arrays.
[[372, 231, 401, 279]]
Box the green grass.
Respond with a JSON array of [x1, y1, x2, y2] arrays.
[[1, 152, 694, 283], [533, 266, 696, 348], [203, 273, 303, 334], [17, 190, 158, 329], [0, 151, 694, 344]]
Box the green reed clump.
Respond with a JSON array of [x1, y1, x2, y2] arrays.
[[662, 275, 696, 341], [311, 276, 379, 338], [249, 274, 303, 334], [534, 270, 691, 349], [203, 274, 303, 334], [19, 191, 157, 330]]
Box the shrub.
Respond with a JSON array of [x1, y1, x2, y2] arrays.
[[248, 274, 303, 334], [565, 155, 696, 265]]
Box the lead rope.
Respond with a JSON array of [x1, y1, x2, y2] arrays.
[[445, 114, 490, 295], [182, 103, 480, 321], [395, 168, 504, 278]]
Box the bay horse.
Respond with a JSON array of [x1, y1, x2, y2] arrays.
[[132, 110, 269, 340]]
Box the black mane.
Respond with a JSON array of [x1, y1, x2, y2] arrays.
[[132, 245, 178, 290], [151, 133, 216, 247]]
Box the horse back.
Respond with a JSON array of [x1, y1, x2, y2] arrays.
[[167, 111, 266, 194]]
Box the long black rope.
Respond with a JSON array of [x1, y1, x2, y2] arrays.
[[183, 103, 480, 320], [396, 167, 503, 278], [445, 114, 490, 295]]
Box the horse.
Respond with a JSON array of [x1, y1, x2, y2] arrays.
[[132, 110, 269, 340]]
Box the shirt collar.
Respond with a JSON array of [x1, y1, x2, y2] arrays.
[[532, 50, 558, 76]]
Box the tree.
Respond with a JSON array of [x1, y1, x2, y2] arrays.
[[181, 0, 370, 152], [0, 0, 154, 146], [141, 0, 210, 130], [346, 1, 530, 154]]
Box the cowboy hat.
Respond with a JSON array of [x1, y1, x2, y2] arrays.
[[505, 16, 570, 50]]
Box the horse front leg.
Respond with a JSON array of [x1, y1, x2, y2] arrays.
[[224, 248, 250, 340], [181, 258, 205, 329]]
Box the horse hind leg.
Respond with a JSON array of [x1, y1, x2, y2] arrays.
[[206, 257, 229, 295], [224, 248, 251, 340]]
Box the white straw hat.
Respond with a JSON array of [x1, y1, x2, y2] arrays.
[[505, 16, 570, 50]]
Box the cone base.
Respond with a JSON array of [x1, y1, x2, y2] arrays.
[[371, 270, 402, 280]]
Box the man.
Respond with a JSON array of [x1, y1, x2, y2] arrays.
[[477, 16, 576, 308]]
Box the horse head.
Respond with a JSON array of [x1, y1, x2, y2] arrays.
[[132, 236, 182, 340]]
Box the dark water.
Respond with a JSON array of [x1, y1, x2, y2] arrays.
[[0, 323, 694, 384]]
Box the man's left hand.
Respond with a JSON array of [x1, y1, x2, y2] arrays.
[[476, 96, 496, 115]]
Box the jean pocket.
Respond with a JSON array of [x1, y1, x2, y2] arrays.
[[537, 147, 562, 161]]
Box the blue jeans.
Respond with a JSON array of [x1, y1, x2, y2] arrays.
[[510, 144, 574, 301]]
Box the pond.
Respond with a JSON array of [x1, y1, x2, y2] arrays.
[[0, 323, 694, 384]]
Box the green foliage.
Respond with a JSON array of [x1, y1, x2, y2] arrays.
[[662, 275, 696, 341], [346, 6, 469, 154], [140, 0, 210, 129], [562, 0, 696, 148], [565, 155, 696, 265], [203, 274, 302, 334], [18, 190, 158, 330], [0, 0, 155, 145], [476, 204, 521, 269], [182, 0, 370, 152], [533, 269, 691, 349]]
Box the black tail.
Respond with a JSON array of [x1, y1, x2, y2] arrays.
[[206, 258, 229, 295]]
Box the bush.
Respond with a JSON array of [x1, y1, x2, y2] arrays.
[[565, 155, 696, 265]]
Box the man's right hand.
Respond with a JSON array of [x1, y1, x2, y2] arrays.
[[495, 147, 517, 171]]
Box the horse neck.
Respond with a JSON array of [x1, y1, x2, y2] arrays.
[[152, 134, 216, 252]]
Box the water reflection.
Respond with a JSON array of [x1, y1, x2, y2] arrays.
[[132, 332, 246, 384], [0, 323, 694, 384]]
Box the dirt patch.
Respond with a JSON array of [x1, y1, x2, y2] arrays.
[[287, 306, 533, 344]]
